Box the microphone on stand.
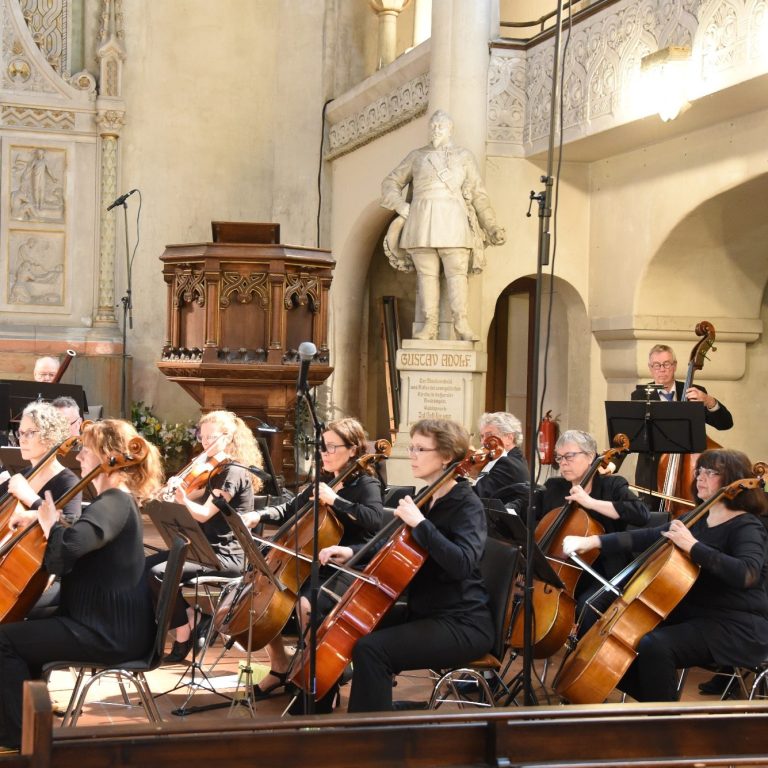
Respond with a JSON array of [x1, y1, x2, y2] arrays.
[[296, 341, 317, 393], [106, 189, 138, 211]]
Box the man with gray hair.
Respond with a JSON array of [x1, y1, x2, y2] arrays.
[[473, 411, 529, 502], [32, 355, 59, 383]]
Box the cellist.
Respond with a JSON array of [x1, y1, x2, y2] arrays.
[[239, 416, 384, 701], [536, 429, 649, 624], [145, 410, 264, 663], [0, 419, 163, 751], [563, 448, 768, 702], [631, 344, 733, 510], [318, 418, 494, 713]]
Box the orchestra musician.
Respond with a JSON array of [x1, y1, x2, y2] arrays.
[[52, 396, 84, 438], [241, 416, 384, 700], [631, 344, 733, 508], [318, 418, 494, 712], [0, 419, 162, 750], [146, 410, 264, 664], [31, 356, 59, 383], [563, 448, 768, 702], [537, 430, 649, 628], [470, 411, 529, 503]]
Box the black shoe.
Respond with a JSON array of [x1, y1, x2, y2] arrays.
[[698, 670, 733, 695], [252, 669, 288, 700], [162, 638, 193, 664], [193, 614, 214, 650], [392, 700, 428, 711]]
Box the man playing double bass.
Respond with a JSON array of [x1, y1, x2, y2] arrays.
[[631, 344, 733, 509]]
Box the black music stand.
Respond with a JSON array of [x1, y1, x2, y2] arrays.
[[604, 401, 707, 456], [144, 499, 236, 713]]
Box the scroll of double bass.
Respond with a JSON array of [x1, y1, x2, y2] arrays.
[[657, 320, 717, 517], [289, 437, 503, 701], [508, 434, 630, 659], [213, 439, 392, 651], [554, 465, 766, 704], [0, 436, 148, 623]]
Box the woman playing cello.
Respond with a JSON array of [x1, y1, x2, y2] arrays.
[[563, 448, 768, 701], [0, 419, 163, 750], [240, 416, 384, 700], [147, 410, 264, 663], [319, 418, 493, 712], [538, 430, 649, 628]]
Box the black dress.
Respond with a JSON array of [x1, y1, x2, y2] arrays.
[[347, 479, 494, 712], [601, 512, 768, 701], [0, 488, 155, 746]]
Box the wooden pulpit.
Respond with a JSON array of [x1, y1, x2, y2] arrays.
[[157, 223, 334, 486]]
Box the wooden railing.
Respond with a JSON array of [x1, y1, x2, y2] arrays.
[[17, 680, 768, 768]]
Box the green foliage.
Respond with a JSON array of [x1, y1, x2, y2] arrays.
[[130, 401, 197, 474]]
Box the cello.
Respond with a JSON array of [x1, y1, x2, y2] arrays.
[[289, 437, 502, 701], [508, 434, 631, 659], [0, 436, 148, 623], [656, 320, 718, 518], [213, 439, 392, 651], [553, 465, 766, 704]]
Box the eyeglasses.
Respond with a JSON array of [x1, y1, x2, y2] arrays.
[[321, 443, 349, 454], [17, 429, 40, 440], [695, 467, 721, 479], [70, 417, 82, 426], [554, 451, 588, 464], [649, 361, 676, 371], [407, 446, 438, 455]]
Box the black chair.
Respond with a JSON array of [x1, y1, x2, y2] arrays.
[[426, 538, 522, 708], [44, 535, 190, 725]]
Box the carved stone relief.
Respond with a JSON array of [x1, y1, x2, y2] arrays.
[[10, 146, 66, 222], [8, 231, 65, 306], [1, 105, 75, 130], [19, 0, 69, 75]]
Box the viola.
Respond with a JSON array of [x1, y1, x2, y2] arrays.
[[213, 439, 392, 651], [0, 436, 148, 623], [159, 449, 230, 502], [289, 436, 503, 701], [553, 464, 766, 704], [656, 320, 718, 518], [507, 433, 630, 659]]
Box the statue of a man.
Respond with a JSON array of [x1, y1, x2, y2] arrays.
[[381, 110, 506, 341]]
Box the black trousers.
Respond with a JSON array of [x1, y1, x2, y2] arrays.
[[0, 618, 131, 747], [348, 604, 494, 712]]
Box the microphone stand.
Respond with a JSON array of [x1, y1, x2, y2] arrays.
[[118, 199, 133, 419], [295, 385, 324, 715], [522, 0, 566, 706]]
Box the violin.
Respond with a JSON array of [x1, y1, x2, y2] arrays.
[[213, 439, 392, 651], [0, 436, 148, 623], [159, 449, 230, 502], [507, 434, 630, 659], [656, 321, 719, 517], [554, 464, 766, 704], [289, 436, 503, 701]]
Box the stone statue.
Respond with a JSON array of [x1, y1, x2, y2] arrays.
[[381, 110, 506, 341]]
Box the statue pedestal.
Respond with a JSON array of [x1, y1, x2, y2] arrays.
[[386, 339, 487, 486]]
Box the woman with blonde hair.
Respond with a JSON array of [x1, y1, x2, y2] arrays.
[[0, 419, 163, 749], [148, 409, 264, 663]]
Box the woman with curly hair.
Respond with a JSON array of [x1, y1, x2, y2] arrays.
[[0, 419, 164, 749], [148, 410, 265, 663]]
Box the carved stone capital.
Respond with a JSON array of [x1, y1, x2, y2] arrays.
[[96, 107, 125, 136]]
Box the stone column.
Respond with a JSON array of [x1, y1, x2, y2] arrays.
[[368, 0, 412, 69], [413, 0, 432, 45]]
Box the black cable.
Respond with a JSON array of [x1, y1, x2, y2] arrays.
[[316, 99, 333, 247]]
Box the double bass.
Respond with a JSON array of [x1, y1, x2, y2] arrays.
[[0, 436, 148, 623], [553, 465, 766, 704], [213, 439, 392, 651], [656, 320, 718, 517], [289, 437, 502, 701], [508, 434, 630, 659]]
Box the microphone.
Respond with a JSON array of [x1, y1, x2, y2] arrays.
[[296, 341, 317, 393], [106, 189, 138, 211]]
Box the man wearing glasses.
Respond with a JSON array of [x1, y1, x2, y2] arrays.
[[630, 344, 733, 508], [52, 396, 83, 437]]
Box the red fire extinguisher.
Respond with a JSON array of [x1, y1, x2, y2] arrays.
[[537, 410, 558, 465]]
